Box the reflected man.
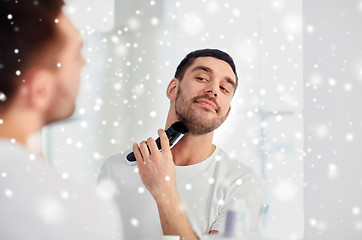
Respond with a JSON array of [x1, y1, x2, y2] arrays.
[[0, 1, 123, 239], [99, 49, 266, 239]]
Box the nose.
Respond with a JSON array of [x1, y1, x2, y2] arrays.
[[206, 90, 217, 97], [205, 82, 218, 97]]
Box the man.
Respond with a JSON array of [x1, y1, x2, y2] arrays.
[[0, 1, 122, 239], [99, 49, 266, 239]]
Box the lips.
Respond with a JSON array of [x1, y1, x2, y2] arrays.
[[195, 98, 217, 112]]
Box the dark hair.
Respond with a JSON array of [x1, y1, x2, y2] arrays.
[[0, 0, 64, 110], [174, 48, 238, 89]]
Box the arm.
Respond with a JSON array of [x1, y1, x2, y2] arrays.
[[133, 129, 199, 240]]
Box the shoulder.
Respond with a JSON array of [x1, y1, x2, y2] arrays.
[[0, 144, 123, 239], [98, 151, 138, 183], [104, 151, 128, 165]]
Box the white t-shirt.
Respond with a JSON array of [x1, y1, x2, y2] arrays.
[[98, 146, 266, 240], [0, 139, 123, 240]]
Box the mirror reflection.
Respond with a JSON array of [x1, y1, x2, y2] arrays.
[[49, 0, 303, 239]]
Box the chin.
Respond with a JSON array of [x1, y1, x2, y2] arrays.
[[64, 106, 76, 119], [46, 106, 76, 125]]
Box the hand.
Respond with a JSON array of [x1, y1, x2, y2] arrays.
[[133, 130, 198, 240], [133, 129, 177, 200]]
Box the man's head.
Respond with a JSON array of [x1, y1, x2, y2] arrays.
[[0, 0, 85, 124], [167, 49, 238, 135], [174, 49, 238, 90]]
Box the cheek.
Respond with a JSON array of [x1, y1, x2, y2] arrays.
[[220, 100, 231, 115], [56, 69, 79, 95]]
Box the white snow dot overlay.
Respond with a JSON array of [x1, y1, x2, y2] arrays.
[[352, 207, 360, 216], [130, 218, 139, 227], [4, 188, 13, 198], [185, 183, 192, 190], [208, 177, 215, 184], [138, 187, 145, 194], [36, 197, 65, 225], [0, 92, 6, 102]]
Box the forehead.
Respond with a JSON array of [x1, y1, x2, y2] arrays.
[[186, 57, 237, 81], [57, 13, 82, 47]]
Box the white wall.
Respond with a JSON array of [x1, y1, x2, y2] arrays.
[[304, 0, 362, 239]]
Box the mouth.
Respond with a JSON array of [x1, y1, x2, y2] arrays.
[[195, 99, 217, 112]]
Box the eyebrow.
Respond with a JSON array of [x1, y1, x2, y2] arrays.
[[191, 65, 237, 90]]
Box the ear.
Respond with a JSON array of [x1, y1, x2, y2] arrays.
[[166, 78, 179, 101], [25, 68, 55, 112]]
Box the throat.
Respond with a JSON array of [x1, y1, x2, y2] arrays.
[[172, 143, 216, 166]]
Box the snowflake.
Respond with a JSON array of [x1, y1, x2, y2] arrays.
[[4, 188, 13, 198], [130, 218, 139, 227], [36, 196, 65, 225], [208, 177, 215, 184]]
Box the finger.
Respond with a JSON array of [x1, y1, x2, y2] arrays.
[[132, 143, 144, 165], [158, 129, 170, 152], [146, 137, 159, 154], [139, 140, 151, 158]]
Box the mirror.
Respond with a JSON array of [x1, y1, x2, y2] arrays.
[[40, 0, 361, 239]]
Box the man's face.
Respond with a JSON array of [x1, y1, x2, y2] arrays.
[[174, 57, 237, 135], [46, 13, 85, 123]]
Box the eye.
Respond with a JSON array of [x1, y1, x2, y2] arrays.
[[220, 86, 230, 94], [197, 77, 208, 82]]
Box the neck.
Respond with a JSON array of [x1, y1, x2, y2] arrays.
[[165, 105, 217, 166], [0, 110, 42, 146], [171, 131, 216, 166]]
